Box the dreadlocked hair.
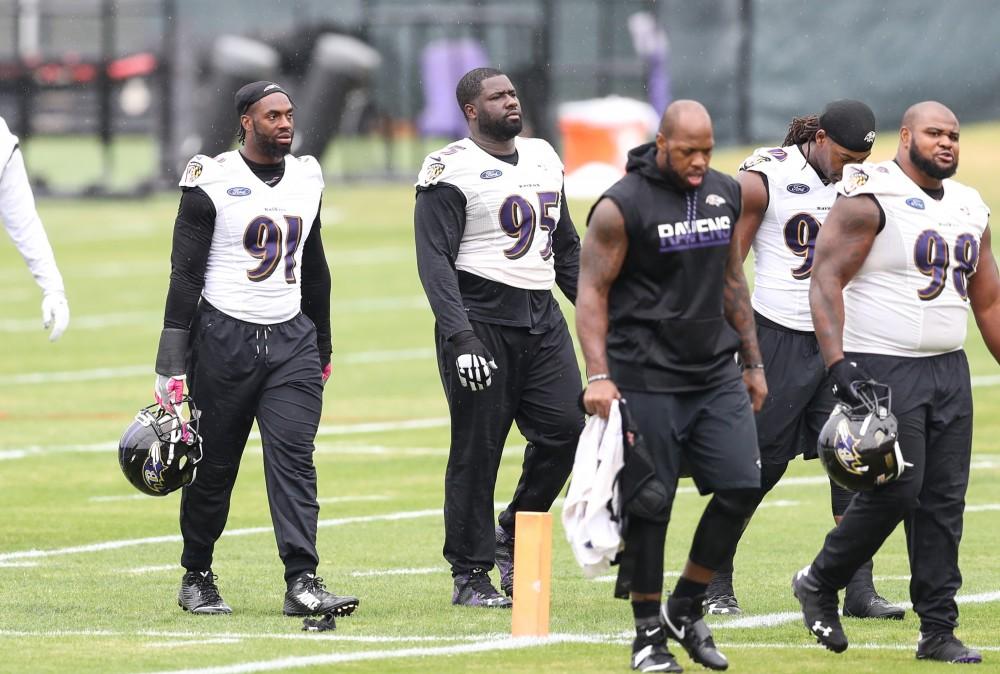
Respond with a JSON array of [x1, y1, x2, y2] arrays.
[[237, 125, 246, 145], [782, 114, 820, 146]]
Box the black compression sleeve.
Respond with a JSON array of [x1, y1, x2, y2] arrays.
[[552, 185, 581, 304], [414, 184, 472, 339], [163, 187, 215, 330], [300, 209, 332, 368]]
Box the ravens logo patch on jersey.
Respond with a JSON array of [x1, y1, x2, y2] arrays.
[[424, 162, 445, 183], [842, 168, 869, 194], [183, 161, 203, 183], [741, 154, 771, 170]]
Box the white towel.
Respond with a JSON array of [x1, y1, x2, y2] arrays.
[[562, 400, 625, 578]]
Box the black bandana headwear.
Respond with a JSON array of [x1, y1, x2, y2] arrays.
[[819, 99, 877, 152]]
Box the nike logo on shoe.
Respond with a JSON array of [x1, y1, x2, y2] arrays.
[[662, 613, 685, 640]]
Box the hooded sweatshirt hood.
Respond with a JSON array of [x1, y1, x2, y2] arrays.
[[625, 141, 701, 230]]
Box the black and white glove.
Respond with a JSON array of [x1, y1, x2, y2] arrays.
[[450, 330, 498, 392], [828, 358, 873, 406]]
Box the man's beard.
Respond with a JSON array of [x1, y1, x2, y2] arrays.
[[252, 121, 292, 159], [910, 142, 957, 180], [479, 113, 522, 142]]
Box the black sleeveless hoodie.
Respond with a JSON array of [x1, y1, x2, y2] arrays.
[[590, 141, 743, 392]]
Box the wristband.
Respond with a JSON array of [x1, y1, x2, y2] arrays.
[[745, 363, 765, 369], [587, 373, 611, 383]]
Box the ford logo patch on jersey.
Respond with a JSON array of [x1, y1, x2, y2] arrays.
[[906, 197, 926, 210], [480, 169, 503, 180], [787, 183, 810, 194], [227, 187, 252, 197]]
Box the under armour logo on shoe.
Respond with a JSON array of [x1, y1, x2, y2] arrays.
[[812, 621, 833, 637]]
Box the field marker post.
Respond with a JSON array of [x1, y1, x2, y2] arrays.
[[511, 511, 552, 637]]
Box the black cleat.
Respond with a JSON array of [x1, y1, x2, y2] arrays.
[[283, 573, 359, 617], [452, 568, 512, 608], [843, 592, 905, 620], [631, 624, 683, 672], [916, 632, 983, 664], [661, 595, 729, 670], [791, 565, 847, 653], [495, 525, 515, 597], [178, 570, 232, 615]]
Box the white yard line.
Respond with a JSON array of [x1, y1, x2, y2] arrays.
[[151, 638, 242, 648], [127, 564, 179, 574], [1, 348, 436, 385], [0, 296, 426, 333], [966, 504, 1000, 512], [315, 495, 391, 505], [135, 635, 612, 674], [349, 567, 443, 578], [0, 418, 451, 460], [0, 509, 441, 562], [714, 590, 1000, 629]]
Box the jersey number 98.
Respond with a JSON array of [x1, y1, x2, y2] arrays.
[[914, 229, 979, 301]]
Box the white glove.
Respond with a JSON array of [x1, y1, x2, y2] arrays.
[[456, 353, 498, 391], [41, 291, 70, 342]]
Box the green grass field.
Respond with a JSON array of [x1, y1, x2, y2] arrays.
[[1, 128, 998, 674]]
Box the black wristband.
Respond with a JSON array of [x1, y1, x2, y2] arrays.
[[155, 328, 190, 376]]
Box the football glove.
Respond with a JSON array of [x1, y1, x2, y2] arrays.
[[321, 362, 332, 385], [828, 358, 874, 406], [41, 291, 70, 342], [450, 330, 498, 392], [154, 373, 193, 441], [155, 373, 186, 414]]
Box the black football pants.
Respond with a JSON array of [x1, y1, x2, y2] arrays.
[[809, 351, 973, 635], [181, 302, 324, 583], [435, 319, 583, 575]]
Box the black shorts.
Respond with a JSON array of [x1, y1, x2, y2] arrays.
[[753, 316, 837, 464], [622, 377, 760, 495]]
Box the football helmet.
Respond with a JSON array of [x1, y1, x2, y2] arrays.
[[119, 399, 202, 496], [817, 381, 906, 491]]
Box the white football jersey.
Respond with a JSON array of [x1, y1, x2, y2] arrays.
[[740, 144, 833, 331], [836, 161, 990, 356], [179, 151, 324, 324], [416, 136, 565, 289]]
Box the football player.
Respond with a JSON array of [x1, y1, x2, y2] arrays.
[[579, 100, 766, 673], [0, 115, 69, 341], [794, 101, 998, 663], [414, 68, 583, 608], [153, 81, 358, 618], [706, 100, 905, 621]]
